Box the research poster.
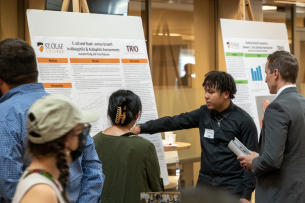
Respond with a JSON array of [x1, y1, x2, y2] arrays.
[[27, 10, 169, 185], [221, 19, 290, 136]]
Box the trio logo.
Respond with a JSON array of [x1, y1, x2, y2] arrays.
[[37, 42, 44, 53], [126, 46, 139, 52], [277, 46, 285, 51]]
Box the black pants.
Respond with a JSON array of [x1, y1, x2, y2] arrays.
[[196, 178, 242, 199]]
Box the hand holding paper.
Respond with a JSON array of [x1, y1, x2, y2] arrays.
[[228, 137, 259, 171], [237, 151, 259, 171]]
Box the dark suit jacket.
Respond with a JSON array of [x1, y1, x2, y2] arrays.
[[252, 87, 305, 203]]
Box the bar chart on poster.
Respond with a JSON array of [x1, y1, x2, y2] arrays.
[[27, 10, 169, 185], [250, 66, 263, 82], [245, 53, 269, 87], [249, 66, 265, 89], [221, 19, 290, 136]]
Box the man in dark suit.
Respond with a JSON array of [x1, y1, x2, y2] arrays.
[[238, 51, 304, 203]]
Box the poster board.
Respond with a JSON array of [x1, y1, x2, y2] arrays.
[[27, 9, 169, 185], [220, 19, 290, 137]]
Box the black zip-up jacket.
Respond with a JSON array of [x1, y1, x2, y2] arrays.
[[140, 102, 258, 201]]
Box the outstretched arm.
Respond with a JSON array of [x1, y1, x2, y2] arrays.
[[132, 108, 202, 135]]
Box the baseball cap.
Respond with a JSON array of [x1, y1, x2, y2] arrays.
[[27, 94, 100, 144]]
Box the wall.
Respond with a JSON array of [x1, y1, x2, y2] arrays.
[[217, 0, 263, 72], [25, 0, 45, 43], [0, 0, 18, 40], [0, 0, 45, 42], [300, 33, 305, 95]]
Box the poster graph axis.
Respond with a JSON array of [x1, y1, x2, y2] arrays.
[[78, 95, 105, 111]]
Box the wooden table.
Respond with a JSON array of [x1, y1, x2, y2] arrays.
[[164, 175, 180, 190], [163, 142, 191, 152], [163, 142, 191, 191]]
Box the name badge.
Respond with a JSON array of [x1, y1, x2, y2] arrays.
[[204, 129, 214, 139]]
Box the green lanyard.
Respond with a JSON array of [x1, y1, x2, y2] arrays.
[[24, 169, 60, 190]]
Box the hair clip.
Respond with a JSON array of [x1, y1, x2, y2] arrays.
[[121, 106, 127, 124], [115, 106, 122, 124]]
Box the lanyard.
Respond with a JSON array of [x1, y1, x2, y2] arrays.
[[24, 169, 60, 191]]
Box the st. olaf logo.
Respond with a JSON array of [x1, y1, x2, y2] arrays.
[[37, 42, 44, 53]]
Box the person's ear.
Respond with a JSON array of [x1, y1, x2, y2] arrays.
[[0, 78, 4, 91], [224, 91, 230, 99], [0, 79, 11, 96], [274, 69, 279, 80], [135, 112, 140, 120], [0, 79, 3, 96]]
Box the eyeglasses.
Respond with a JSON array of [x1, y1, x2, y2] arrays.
[[82, 123, 91, 136]]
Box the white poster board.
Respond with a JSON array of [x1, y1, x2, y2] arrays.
[[220, 19, 290, 137], [27, 10, 169, 185]]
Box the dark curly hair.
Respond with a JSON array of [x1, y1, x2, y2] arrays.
[[27, 133, 71, 203], [202, 71, 237, 99]]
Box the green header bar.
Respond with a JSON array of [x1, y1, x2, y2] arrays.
[[226, 52, 244, 57], [235, 80, 248, 84], [245, 54, 269, 58]]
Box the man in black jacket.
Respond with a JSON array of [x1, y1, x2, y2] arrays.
[[131, 71, 258, 203]]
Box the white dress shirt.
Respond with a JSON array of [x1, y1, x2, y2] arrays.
[[276, 84, 296, 98]]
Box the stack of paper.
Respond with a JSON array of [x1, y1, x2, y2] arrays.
[[228, 137, 252, 156]]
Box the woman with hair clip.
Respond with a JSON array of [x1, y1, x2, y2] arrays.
[[93, 89, 161, 203], [12, 95, 100, 203]]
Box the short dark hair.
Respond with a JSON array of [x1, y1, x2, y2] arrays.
[[156, 194, 161, 200], [108, 89, 142, 126], [267, 51, 299, 83], [0, 38, 38, 86], [202, 71, 237, 99]]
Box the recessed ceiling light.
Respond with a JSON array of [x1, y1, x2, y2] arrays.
[[262, 6, 277, 10]]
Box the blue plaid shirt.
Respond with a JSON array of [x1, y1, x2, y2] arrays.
[[0, 83, 105, 203]]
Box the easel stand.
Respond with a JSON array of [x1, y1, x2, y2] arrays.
[[237, 0, 254, 21], [61, 0, 90, 13]]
